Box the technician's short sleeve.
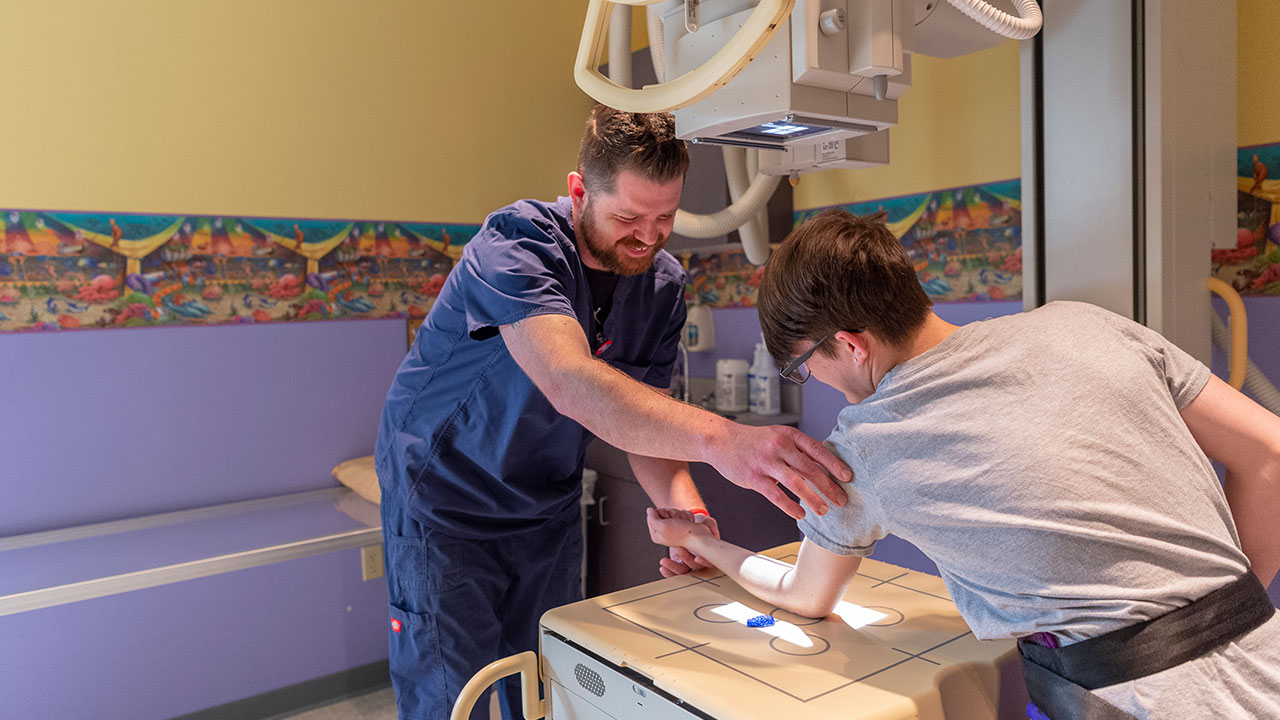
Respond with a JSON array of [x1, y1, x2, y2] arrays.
[[459, 216, 577, 337], [796, 434, 888, 557], [641, 282, 687, 388]]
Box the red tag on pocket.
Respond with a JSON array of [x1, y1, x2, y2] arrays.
[[391, 618, 402, 633]]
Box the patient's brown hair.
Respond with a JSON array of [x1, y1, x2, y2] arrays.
[[758, 209, 932, 365]]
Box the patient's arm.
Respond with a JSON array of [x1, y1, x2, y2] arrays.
[[647, 508, 862, 618], [1180, 374, 1280, 587]]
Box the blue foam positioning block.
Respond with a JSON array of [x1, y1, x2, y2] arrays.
[[1026, 702, 1052, 720], [746, 615, 775, 628]]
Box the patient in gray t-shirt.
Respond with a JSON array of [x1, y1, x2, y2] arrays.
[[645, 210, 1280, 719], [799, 300, 1243, 643]]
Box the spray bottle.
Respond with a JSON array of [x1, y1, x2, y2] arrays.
[[749, 335, 781, 416]]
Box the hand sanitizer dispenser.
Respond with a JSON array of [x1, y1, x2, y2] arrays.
[[684, 299, 715, 352]]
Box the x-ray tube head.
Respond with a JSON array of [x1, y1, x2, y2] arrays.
[[660, 0, 907, 175]]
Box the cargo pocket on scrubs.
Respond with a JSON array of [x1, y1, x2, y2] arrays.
[[384, 532, 449, 720], [386, 603, 446, 718]]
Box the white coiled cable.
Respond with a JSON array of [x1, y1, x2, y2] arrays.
[[609, 3, 633, 89], [946, 0, 1043, 41], [646, 4, 667, 81]]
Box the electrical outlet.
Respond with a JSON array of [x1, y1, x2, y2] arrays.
[[361, 543, 384, 581]]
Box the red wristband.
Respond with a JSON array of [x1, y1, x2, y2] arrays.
[[689, 508, 709, 517]]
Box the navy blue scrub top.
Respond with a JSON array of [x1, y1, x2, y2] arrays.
[[375, 197, 687, 539]]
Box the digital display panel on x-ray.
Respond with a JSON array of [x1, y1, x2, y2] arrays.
[[730, 121, 832, 140]]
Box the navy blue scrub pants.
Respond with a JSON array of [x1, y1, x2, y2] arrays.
[[381, 497, 583, 720]]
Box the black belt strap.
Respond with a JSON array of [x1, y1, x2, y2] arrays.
[[1019, 660, 1138, 720], [1019, 572, 1275, 720]]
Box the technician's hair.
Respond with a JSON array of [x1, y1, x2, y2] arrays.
[[577, 104, 690, 194], [758, 209, 932, 365]]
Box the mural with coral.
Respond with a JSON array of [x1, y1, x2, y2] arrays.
[[798, 179, 1023, 304], [683, 179, 1023, 310], [0, 209, 478, 333], [9, 148, 1274, 333], [1215, 143, 1280, 294], [682, 249, 765, 308]]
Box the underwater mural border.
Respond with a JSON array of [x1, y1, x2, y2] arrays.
[[0, 208, 480, 334], [1219, 142, 1280, 295], [683, 178, 1024, 310]]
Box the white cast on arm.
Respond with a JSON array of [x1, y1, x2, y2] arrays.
[[650, 504, 860, 617], [675, 525, 861, 619]]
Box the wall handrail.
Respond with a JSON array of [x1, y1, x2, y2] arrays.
[[0, 487, 348, 553], [0, 523, 380, 617], [0, 488, 382, 617]]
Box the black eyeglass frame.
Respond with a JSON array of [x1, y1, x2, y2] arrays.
[[777, 330, 864, 385]]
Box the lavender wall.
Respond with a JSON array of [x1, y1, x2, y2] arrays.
[[3, 293, 1270, 717], [0, 319, 407, 718], [1210, 296, 1280, 391]]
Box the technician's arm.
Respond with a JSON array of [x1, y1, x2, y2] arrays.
[[627, 453, 705, 510], [628, 451, 720, 571], [501, 313, 852, 519], [648, 508, 861, 618], [1180, 373, 1280, 587]]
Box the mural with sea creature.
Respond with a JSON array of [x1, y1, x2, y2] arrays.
[[684, 179, 1022, 309], [1216, 142, 1280, 295], [0, 209, 478, 333]]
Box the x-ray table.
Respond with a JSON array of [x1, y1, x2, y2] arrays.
[[530, 543, 1016, 720]]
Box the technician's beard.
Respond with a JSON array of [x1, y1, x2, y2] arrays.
[[578, 198, 667, 276]]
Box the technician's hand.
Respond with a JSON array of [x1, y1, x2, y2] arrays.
[[659, 512, 720, 577], [708, 424, 851, 520], [648, 508, 718, 577]]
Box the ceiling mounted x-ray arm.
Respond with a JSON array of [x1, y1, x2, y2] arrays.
[[574, 0, 796, 113]]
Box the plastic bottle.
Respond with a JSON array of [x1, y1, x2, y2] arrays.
[[684, 299, 715, 352], [715, 358, 749, 413], [748, 338, 781, 416]]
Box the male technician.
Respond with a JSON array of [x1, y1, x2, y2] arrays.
[[374, 105, 851, 720]]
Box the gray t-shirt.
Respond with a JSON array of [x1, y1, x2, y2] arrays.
[[799, 301, 1249, 643]]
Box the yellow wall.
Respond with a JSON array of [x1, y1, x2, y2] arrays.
[[7, 2, 1267, 223], [0, 1, 595, 224], [794, 40, 1022, 211], [1239, 0, 1280, 146]]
